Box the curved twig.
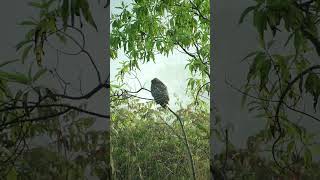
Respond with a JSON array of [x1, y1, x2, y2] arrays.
[[273, 65, 320, 172]]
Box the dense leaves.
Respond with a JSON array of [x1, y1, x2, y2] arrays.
[[234, 0, 320, 178], [110, 0, 210, 178], [1, 0, 110, 179], [305, 72, 320, 110], [111, 98, 210, 179], [111, 0, 210, 103], [16, 0, 99, 66]]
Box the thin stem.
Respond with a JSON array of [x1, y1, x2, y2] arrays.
[[167, 106, 196, 180]]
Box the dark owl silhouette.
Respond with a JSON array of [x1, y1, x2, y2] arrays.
[[151, 78, 169, 108]]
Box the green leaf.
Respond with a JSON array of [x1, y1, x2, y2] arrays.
[[295, 59, 309, 73], [239, 6, 256, 24], [33, 68, 47, 82], [305, 72, 320, 111], [6, 167, 17, 180], [71, 0, 76, 26], [56, 33, 67, 44], [247, 52, 266, 82], [259, 59, 271, 90], [299, 76, 303, 93], [0, 59, 19, 68], [304, 148, 312, 167], [241, 86, 251, 108], [13, 90, 23, 106], [47, 17, 57, 32], [62, 0, 70, 30], [21, 45, 33, 63], [287, 141, 295, 153], [75, 0, 81, 16], [294, 30, 303, 52], [19, 20, 37, 26], [0, 71, 31, 85], [240, 51, 259, 62], [28, 62, 33, 80], [274, 55, 291, 83], [77, 117, 95, 129], [16, 40, 32, 51], [28, 1, 44, 8], [23, 92, 30, 117], [80, 0, 98, 31], [253, 10, 267, 39], [15, 90, 23, 101]]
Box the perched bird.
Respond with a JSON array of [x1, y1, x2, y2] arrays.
[[150, 78, 169, 108]]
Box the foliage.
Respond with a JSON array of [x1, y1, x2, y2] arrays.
[[110, 1, 211, 179], [3, 111, 109, 180], [17, 0, 100, 66], [221, 0, 320, 178], [213, 129, 320, 179], [111, 0, 210, 103], [111, 97, 210, 179], [0, 0, 110, 179]]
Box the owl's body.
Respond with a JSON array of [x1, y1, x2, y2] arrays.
[[151, 78, 169, 108]]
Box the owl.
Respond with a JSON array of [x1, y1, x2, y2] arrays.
[[151, 78, 169, 108]]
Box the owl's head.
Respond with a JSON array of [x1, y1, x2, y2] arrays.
[[151, 78, 161, 84]]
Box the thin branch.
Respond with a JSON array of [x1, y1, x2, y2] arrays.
[[188, 0, 209, 22], [176, 41, 197, 59], [285, 105, 320, 123], [273, 65, 320, 172], [57, 27, 102, 83], [225, 79, 320, 123], [195, 81, 210, 104], [176, 41, 210, 77], [54, 81, 109, 100], [2, 108, 72, 129], [167, 106, 196, 180], [0, 103, 109, 119]]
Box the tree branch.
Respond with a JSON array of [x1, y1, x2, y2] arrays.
[[167, 106, 196, 180]]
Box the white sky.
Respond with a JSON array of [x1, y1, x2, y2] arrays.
[[110, 0, 192, 110]]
